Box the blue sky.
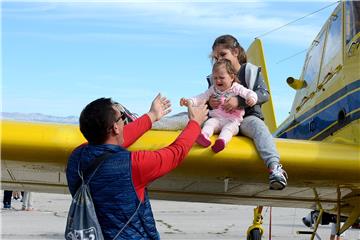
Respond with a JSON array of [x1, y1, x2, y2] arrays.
[[2, 0, 338, 124]]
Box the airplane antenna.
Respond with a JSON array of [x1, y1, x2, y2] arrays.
[[255, 1, 340, 39], [276, 48, 308, 64]]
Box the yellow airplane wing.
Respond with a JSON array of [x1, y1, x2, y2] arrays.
[[2, 120, 359, 212]]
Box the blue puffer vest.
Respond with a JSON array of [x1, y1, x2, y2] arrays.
[[66, 144, 160, 240]]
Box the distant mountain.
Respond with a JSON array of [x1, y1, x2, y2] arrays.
[[1, 112, 78, 124], [1, 111, 189, 129]]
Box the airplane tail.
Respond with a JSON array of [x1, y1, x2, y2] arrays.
[[246, 38, 277, 132]]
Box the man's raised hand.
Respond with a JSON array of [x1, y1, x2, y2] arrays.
[[148, 93, 172, 123], [187, 104, 208, 126]]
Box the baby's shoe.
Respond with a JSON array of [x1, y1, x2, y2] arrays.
[[196, 133, 211, 147], [211, 138, 225, 153]]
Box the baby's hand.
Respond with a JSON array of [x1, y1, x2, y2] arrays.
[[246, 92, 257, 107], [246, 97, 257, 107], [180, 98, 190, 107], [209, 95, 221, 109]]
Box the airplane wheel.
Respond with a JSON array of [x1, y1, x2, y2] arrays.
[[247, 228, 262, 240]]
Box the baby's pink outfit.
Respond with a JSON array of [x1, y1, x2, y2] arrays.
[[189, 82, 257, 147]]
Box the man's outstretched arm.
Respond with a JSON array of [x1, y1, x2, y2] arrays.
[[123, 94, 171, 147], [131, 104, 208, 201]]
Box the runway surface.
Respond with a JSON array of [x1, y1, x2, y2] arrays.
[[1, 192, 359, 239]]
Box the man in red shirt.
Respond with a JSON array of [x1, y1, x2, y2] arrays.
[[66, 94, 208, 239]]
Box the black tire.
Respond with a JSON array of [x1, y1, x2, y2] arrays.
[[247, 228, 262, 240]]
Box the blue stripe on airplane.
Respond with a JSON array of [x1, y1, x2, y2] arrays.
[[276, 79, 360, 140]]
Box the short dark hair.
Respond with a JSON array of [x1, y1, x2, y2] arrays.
[[79, 98, 117, 144], [212, 34, 247, 64]]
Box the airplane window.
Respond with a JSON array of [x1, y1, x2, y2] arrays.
[[302, 29, 326, 87], [345, 1, 360, 44], [319, 8, 342, 83]]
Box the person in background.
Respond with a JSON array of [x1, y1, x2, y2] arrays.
[[208, 34, 288, 190], [66, 94, 208, 239], [22, 192, 33, 211], [3, 190, 12, 209], [12, 191, 22, 200]]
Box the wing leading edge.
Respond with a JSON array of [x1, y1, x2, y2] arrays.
[[1, 120, 359, 214]]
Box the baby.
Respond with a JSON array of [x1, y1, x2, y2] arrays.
[[180, 59, 257, 153]]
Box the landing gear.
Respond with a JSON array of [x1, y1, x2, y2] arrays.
[[246, 206, 264, 240]]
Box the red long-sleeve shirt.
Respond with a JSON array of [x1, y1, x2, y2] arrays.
[[122, 114, 200, 201]]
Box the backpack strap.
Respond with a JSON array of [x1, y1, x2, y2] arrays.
[[112, 201, 142, 240], [76, 152, 114, 190]]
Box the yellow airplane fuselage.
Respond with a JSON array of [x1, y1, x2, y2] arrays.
[[276, 2, 360, 145], [272, 2, 360, 230]]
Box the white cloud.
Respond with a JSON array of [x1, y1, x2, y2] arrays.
[[3, 1, 330, 47]]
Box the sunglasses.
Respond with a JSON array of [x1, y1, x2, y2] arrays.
[[111, 101, 133, 126], [114, 111, 127, 124]]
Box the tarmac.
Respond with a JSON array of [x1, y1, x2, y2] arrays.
[[1, 192, 359, 240]]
